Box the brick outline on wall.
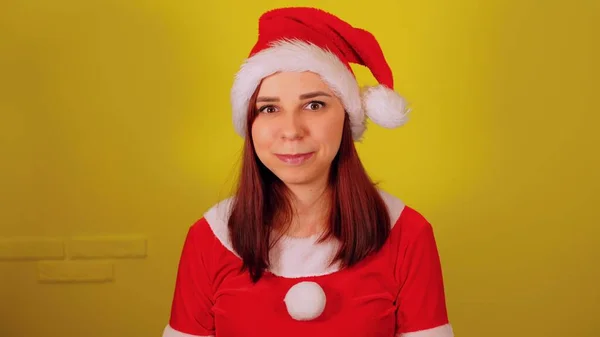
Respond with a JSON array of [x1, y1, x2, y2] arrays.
[[0, 236, 147, 283]]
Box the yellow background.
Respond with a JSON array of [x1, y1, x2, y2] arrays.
[[1, 0, 598, 336]]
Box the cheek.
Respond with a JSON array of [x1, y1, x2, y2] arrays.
[[315, 113, 345, 151], [251, 120, 273, 153]]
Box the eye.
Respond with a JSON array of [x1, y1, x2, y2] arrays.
[[305, 101, 326, 111], [258, 105, 278, 114]]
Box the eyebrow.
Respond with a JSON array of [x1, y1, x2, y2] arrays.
[[256, 91, 332, 103], [299, 91, 332, 99]]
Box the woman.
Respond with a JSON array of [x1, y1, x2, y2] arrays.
[[164, 7, 454, 337]]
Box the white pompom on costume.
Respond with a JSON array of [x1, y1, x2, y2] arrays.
[[284, 281, 327, 321], [229, 7, 411, 141]]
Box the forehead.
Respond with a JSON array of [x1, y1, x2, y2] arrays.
[[257, 71, 333, 97]]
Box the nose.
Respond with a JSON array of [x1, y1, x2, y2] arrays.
[[279, 111, 305, 140]]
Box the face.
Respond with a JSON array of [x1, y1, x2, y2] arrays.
[[251, 71, 346, 188]]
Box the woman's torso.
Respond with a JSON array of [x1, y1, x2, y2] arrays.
[[202, 191, 407, 337], [210, 234, 400, 337]]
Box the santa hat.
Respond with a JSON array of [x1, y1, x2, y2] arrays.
[[230, 7, 410, 141]]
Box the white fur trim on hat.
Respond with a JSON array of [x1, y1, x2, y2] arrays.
[[231, 39, 364, 139], [230, 39, 409, 141]]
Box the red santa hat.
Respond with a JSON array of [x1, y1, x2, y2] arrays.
[[231, 7, 410, 141]]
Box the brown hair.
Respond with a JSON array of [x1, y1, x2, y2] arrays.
[[227, 88, 391, 282]]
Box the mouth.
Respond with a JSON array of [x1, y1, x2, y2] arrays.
[[274, 152, 315, 165]]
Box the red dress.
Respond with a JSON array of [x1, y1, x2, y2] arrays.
[[163, 191, 454, 337]]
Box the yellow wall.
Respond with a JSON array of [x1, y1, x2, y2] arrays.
[[0, 0, 598, 336]]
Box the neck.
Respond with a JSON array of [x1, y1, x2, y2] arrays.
[[283, 180, 330, 238]]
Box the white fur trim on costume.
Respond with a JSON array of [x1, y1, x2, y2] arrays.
[[379, 189, 405, 223], [203, 190, 405, 278], [363, 85, 410, 128], [162, 324, 213, 337], [398, 324, 454, 337], [231, 39, 365, 140], [268, 229, 342, 278]]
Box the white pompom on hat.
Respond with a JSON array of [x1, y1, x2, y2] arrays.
[[230, 7, 410, 141]]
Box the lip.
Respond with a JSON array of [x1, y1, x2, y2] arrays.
[[274, 152, 315, 165]]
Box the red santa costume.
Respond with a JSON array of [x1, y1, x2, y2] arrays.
[[164, 7, 454, 337]]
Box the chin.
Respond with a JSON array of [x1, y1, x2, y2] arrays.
[[276, 170, 318, 186]]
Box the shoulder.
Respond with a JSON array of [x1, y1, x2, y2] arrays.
[[392, 203, 435, 239], [378, 189, 405, 226], [181, 197, 235, 258], [178, 198, 241, 282], [383, 192, 439, 260], [185, 197, 238, 257], [378, 189, 432, 237], [202, 197, 235, 247]]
